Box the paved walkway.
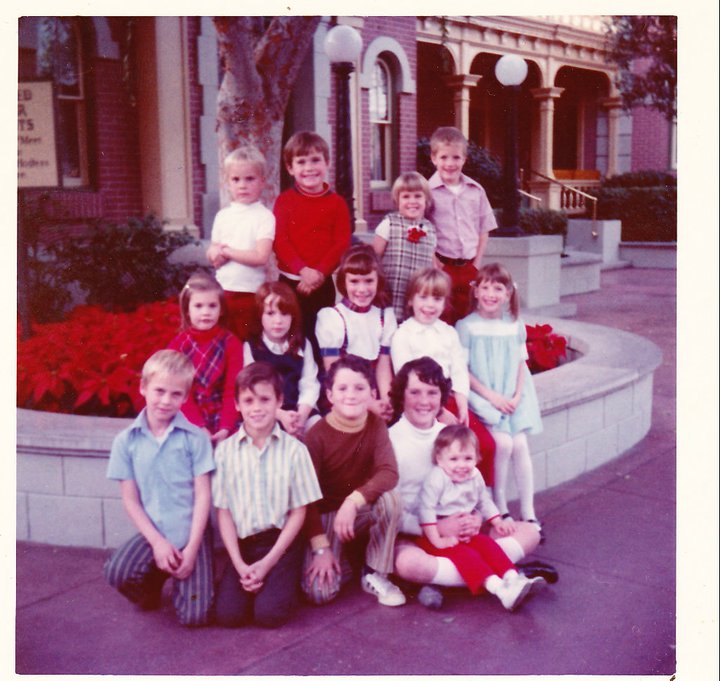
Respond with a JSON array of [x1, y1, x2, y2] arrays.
[[13, 268, 677, 676]]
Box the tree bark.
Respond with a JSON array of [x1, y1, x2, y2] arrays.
[[213, 16, 321, 204]]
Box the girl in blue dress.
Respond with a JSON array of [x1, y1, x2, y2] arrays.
[[456, 263, 544, 536]]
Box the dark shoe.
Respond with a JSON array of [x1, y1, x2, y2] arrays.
[[518, 560, 558, 584], [500, 512, 513, 520]]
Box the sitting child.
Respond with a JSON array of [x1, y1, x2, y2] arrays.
[[212, 362, 322, 628], [302, 355, 405, 607], [418, 425, 543, 611], [104, 350, 215, 626]]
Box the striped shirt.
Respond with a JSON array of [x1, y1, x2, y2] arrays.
[[212, 423, 322, 539]]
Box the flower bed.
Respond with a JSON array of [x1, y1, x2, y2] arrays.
[[17, 300, 180, 417], [17, 302, 568, 418]]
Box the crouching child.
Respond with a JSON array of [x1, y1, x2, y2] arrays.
[[104, 350, 215, 626], [212, 362, 322, 627]]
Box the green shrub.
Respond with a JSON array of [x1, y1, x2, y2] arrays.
[[589, 186, 676, 242], [518, 208, 568, 237], [417, 138, 503, 205], [45, 215, 199, 312], [601, 170, 676, 188]]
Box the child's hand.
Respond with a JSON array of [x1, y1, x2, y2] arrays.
[[298, 267, 324, 294], [245, 556, 272, 590], [488, 390, 515, 414], [437, 512, 481, 542], [206, 242, 228, 268], [305, 549, 341, 589], [333, 497, 358, 542], [211, 428, 230, 446], [173, 544, 199, 580], [438, 407, 459, 426], [277, 409, 300, 436], [491, 517, 516, 537], [432, 536, 459, 549], [152, 537, 183, 574]]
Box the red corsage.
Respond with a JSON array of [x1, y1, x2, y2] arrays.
[[407, 227, 426, 243]]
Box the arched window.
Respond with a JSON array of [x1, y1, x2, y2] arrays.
[[19, 17, 89, 187], [369, 58, 394, 187]]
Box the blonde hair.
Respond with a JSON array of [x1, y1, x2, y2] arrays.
[[429, 126, 468, 155], [140, 349, 195, 393], [283, 131, 330, 166], [432, 424, 480, 464], [224, 145, 267, 178], [405, 267, 451, 318], [178, 271, 225, 330], [391, 171, 432, 210], [472, 262, 520, 319]]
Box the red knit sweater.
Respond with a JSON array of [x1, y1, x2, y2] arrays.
[[273, 184, 351, 276]]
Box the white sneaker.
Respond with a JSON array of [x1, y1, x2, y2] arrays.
[[361, 572, 406, 607], [498, 574, 533, 611]]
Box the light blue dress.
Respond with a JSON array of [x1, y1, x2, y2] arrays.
[[456, 312, 543, 435]]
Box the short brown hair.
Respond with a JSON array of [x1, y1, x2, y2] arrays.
[[430, 126, 468, 155], [251, 281, 304, 354], [432, 424, 480, 464], [473, 262, 520, 319], [335, 243, 390, 308], [178, 271, 225, 330], [404, 267, 451, 318], [283, 131, 330, 167], [235, 362, 283, 401]]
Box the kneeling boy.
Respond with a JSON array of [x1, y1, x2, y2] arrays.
[[303, 355, 405, 607], [104, 349, 215, 627], [212, 362, 322, 627]]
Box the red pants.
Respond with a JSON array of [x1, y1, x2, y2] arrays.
[[439, 261, 478, 325], [223, 291, 256, 342], [416, 533, 514, 595], [446, 395, 496, 487]]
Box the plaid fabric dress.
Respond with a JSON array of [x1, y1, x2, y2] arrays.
[[170, 327, 240, 434], [378, 212, 437, 323]]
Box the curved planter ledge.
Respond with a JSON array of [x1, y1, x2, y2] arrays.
[[17, 319, 662, 549]]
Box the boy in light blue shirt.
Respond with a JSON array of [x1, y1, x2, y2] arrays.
[[104, 349, 215, 626]]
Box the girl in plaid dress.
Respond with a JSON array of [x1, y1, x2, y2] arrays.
[[168, 272, 244, 445], [372, 172, 439, 323]]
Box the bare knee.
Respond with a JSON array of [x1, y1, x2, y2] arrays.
[[394, 546, 437, 584]]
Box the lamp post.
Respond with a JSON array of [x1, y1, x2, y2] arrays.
[[494, 54, 528, 237], [324, 24, 362, 230]]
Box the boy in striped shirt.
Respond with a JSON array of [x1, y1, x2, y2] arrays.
[[212, 362, 322, 627]]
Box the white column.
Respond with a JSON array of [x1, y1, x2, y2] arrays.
[[444, 74, 482, 139], [601, 96, 623, 178]]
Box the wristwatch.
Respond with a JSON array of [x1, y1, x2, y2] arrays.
[[312, 547, 327, 556]]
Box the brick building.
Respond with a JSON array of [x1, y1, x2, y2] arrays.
[[18, 16, 676, 239]]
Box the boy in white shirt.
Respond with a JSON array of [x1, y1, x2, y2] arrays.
[[206, 146, 275, 341]]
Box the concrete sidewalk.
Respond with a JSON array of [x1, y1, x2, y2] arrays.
[[14, 268, 677, 676]]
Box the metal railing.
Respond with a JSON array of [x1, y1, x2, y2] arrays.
[[527, 169, 598, 224]]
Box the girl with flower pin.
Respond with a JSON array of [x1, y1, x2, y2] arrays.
[[372, 171, 439, 322], [456, 263, 544, 537], [243, 280, 321, 438], [315, 244, 397, 420], [168, 271, 244, 445]]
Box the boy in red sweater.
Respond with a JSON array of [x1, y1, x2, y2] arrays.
[[273, 131, 352, 363]]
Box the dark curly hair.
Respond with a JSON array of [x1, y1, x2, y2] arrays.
[[389, 356, 452, 425]]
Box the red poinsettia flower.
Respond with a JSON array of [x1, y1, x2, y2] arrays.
[[407, 226, 426, 243], [525, 323, 568, 374]]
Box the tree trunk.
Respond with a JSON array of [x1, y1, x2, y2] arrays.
[[213, 16, 321, 205]]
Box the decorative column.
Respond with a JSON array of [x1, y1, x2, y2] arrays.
[[444, 74, 481, 139], [529, 86, 564, 210], [601, 96, 623, 178]]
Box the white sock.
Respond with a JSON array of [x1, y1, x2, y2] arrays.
[[430, 557, 465, 587], [511, 433, 537, 520], [495, 536, 525, 563], [484, 574, 503, 594], [492, 432, 513, 515]]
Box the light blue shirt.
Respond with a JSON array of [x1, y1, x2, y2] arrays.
[[107, 409, 215, 548]]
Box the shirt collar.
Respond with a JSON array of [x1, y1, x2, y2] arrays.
[[261, 332, 289, 354], [130, 409, 194, 436], [428, 171, 481, 191], [237, 422, 283, 445]]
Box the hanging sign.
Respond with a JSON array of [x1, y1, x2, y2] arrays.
[[18, 81, 59, 188]]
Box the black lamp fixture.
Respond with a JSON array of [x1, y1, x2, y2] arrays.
[[494, 54, 528, 237], [323, 24, 363, 230]]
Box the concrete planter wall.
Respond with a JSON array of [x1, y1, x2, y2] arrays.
[[566, 219, 622, 265], [618, 242, 677, 269], [16, 318, 662, 550], [485, 235, 563, 309]]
